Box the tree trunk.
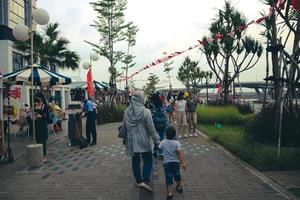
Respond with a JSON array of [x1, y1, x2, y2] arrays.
[[290, 13, 300, 102], [270, 15, 281, 102], [206, 81, 209, 104], [223, 56, 230, 104]]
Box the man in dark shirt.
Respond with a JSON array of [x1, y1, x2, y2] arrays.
[[186, 93, 199, 137], [84, 98, 97, 145]]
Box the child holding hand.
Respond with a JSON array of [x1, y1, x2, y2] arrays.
[[159, 125, 187, 200]]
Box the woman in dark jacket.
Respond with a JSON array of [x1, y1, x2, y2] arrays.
[[34, 93, 49, 163]]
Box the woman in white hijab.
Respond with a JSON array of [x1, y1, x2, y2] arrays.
[[123, 91, 160, 192]]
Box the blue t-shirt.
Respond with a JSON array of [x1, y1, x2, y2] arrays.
[[85, 100, 94, 112], [159, 139, 181, 164]]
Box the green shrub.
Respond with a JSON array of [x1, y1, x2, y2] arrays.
[[199, 124, 300, 171], [235, 103, 253, 114], [96, 104, 125, 124], [196, 105, 254, 125], [247, 104, 300, 147]]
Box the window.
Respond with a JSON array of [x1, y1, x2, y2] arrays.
[[24, 0, 30, 26], [12, 51, 24, 72], [0, 0, 3, 24]]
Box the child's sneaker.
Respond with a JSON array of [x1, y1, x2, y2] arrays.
[[176, 185, 183, 193]]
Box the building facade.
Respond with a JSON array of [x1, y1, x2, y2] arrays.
[[0, 0, 36, 73], [0, 1, 73, 110]]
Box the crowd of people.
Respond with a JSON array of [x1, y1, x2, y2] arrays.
[[14, 89, 199, 199], [16, 93, 67, 163], [123, 90, 201, 200]]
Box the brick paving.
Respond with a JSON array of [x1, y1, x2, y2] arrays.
[[0, 122, 297, 200]]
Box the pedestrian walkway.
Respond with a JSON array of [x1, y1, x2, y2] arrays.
[[0, 122, 297, 200]]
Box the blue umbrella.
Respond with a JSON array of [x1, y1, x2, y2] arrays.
[[3, 64, 71, 86]]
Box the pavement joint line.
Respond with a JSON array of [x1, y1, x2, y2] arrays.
[[196, 129, 298, 200]]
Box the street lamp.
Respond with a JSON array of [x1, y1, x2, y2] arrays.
[[12, 8, 50, 168], [82, 53, 99, 98]]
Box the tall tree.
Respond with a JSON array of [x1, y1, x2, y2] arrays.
[[204, 71, 214, 103], [260, 0, 300, 159], [201, 1, 262, 103], [177, 56, 205, 94], [122, 22, 138, 94], [144, 73, 160, 96], [87, 0, 130, 92], [163, 51, 174, 91], [15, 22, 80, 71]]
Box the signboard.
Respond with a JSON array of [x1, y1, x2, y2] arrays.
[[3, 85, 23, 122]]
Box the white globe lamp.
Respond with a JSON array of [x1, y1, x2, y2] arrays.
[[12, 25, 30, 41], [90, 53, 99, 61], [82, 62, 90, 70], [32, 8, 50, 25]]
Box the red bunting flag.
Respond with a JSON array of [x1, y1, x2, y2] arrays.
[[214, 33, 224, 40], [278, 0, 285, 9], [120, 1, 285, 82], [292, 0, 300, 10], [256, 16, 267, 24], [87, 68, 94, 97]]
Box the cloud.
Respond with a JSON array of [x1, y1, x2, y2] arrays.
[[37, 0, 280, 88]]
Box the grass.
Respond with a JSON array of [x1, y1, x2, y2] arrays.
[[196, 105, 254, 125], [198, 124, 300, 171], [289, 188, 300, 198], [117, 103, 127, 113]]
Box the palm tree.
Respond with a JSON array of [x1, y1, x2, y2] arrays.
[[15, 22, 80, 71], [177, 56, 205, 94], [201, 1, 262, 103]]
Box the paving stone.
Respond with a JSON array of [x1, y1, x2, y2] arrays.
[[0, 122, 294, 200]]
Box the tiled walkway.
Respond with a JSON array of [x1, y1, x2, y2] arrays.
[[0, 122, 297, 200]]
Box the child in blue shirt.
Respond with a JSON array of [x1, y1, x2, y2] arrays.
[[159, 125, 187, 200]]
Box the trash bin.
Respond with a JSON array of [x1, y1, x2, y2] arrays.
[[68, 112, 82, 146]]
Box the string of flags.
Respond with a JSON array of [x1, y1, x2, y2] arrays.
[[120, 0, 295, 82]]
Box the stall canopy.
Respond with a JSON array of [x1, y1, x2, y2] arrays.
[[70, 80, 108, 90], [3, 64, 72, 86]]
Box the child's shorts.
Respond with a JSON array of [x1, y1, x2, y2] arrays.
[[164, 162, 181, 185]]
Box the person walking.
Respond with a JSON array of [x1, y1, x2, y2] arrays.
[[123, 91, 160, 192], [175, 92, 188, 138], [159, 125, 186, 200], [186, 93, 199, 137], [34, 93, 49, 163], [166, 92, 175, 123], [84, 98, 97, 145], [150, 93, 167, 158]]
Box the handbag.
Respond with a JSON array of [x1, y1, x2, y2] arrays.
[[118, 124, 127, 139]]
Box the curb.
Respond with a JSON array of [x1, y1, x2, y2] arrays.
[[196, 129, 299, 200]]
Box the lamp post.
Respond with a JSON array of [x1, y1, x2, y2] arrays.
[[12, 8, 50, 168], [82, 53, 99, 99]]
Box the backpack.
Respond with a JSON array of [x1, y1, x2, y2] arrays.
[[152, 106, 167, 132]]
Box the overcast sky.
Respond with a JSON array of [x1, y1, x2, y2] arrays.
[[37, 0, 272, 89]]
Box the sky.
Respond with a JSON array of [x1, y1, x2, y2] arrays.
[[37, 0, 274, 89]]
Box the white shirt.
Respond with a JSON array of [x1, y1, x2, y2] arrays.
[[159, 139, 181, 164], [176, 100, 187, 112]]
